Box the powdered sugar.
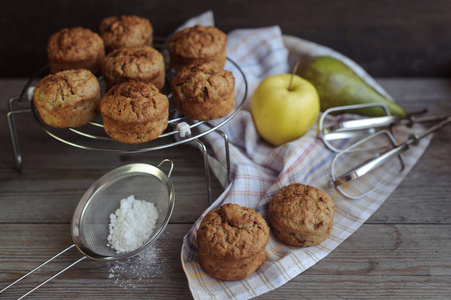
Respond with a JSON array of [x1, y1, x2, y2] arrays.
[[107, 240, 166, 289], [107, 195, 159, 253]]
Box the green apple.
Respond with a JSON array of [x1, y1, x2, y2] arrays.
[[250, 74, 320, 146]]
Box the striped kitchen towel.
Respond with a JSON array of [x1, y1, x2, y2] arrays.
[[180, 11, 432, 300]]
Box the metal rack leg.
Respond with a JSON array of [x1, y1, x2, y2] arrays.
[[213, 128, 231, 186], [7, 97, 32, 172], [191, 138, 212, 205], [205, 122, 232, 186]]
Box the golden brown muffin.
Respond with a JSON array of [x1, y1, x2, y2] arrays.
[[47, 27, 105, 75], [102, 45, 165, 90], [100, 80, 168, 144], [99, 15, 153, 53], [197, 203, 269, 281], [168, 25, 227, 70], [170, 63, 235, 120], [268, 183, 335, 247], [33, 69, 101, 128]]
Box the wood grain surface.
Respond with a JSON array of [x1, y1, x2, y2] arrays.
[[1, 78, 450, 299], [2, 0, 451, 77]]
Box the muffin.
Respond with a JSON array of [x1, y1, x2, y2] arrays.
[[102, 45, 165, 90], [170, 63, 235, 120], [100, 80, 169, 144], [268, 183, 335, 247], [47, 27, 105, 75], [168, 25, 227, 70], [197, 203, 269, 281], [33, 69, 101, 128], [99, 15, 153, 53]]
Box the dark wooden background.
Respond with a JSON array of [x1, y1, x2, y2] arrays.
[[2, 0, 451, 78]]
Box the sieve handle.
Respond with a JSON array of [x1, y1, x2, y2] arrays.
[[18, 256, 86, 299], [0, 244, 86, 298], [158, 159, 174, 177]]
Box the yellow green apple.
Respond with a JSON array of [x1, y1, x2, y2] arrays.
[[250, 74, 320, 146]]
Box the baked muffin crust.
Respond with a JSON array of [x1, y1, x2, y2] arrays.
[[170, 63, 235, 120], [168, 25, 227, 70], [197, 203, 269, 281], [102, 46, 165, 90], [47, 27, 105, 75], [99, 15, 153, 53], [268, 183, 335, 247], [33, 69, 100, 128], [100, 80, 168, 144]]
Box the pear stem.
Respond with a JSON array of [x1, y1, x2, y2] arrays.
[[288, 61, 300, 91]]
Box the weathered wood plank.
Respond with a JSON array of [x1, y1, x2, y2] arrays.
[[367, 79, 451, 224], [0, 223, 450, 299], [2, 1, 451, 77]]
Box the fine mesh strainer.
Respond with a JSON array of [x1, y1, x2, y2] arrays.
[[1, 159, 175, 299]]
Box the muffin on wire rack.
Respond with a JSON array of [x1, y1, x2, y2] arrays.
[[33, 69, 101, 128], [102, 45, 165, 90], [170, 62, 235, 121], [168, 25, 227, 70], [47, 27, 105, 75], [99, 15, 153, 53], [100, 80, 169, 144]]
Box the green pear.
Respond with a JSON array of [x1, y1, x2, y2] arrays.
[[296, 56, 406, 118]]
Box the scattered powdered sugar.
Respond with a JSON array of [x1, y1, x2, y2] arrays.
[[107, 239, 167, 290], [107, 195, 159, 253]]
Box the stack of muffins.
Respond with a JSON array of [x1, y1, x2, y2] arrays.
[[33, 17, 235, 143], [197, 183, 335, 281]]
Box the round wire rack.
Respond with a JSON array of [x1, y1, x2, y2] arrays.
[[21, 58, 247, 152], [7, 37, 248, 203]]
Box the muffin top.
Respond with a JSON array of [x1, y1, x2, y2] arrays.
[[33, 69, 100, 109], [168, 25, 227, 58], [47, 27, 105, 62], [171, 63, 234, 102], [102, 46, 164, 83], [269, 183, 334, 235], [100, 80, 168, 123], [197, 203, 269, 260], [99, 15, 153, 53]]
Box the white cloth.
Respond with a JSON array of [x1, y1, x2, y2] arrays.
[[179, 11, 432, 300]]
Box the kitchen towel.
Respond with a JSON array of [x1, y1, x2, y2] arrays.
[[180, 11, 432, 299]]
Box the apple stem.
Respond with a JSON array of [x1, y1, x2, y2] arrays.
[[288, 61, 300, 91]]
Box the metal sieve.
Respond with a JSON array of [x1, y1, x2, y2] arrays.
[[1, 159, 175, 299]]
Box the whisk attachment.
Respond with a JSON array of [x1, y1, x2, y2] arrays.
[[319, 103, 449, 153], [330, 115, 451, 199]]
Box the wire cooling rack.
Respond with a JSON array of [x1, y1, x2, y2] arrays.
[[7, 37, 248, 203]]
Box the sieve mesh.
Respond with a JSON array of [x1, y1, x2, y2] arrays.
[[72, 162, 174, 260]]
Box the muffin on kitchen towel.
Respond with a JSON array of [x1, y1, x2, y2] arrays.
[[180, 11, 432, 300], [99, 15, 153, 53], [170, 62, 235, 120], [100, 80, 168, 144], [102, 45, 165, 90], [47, 27, 105, 75], [268, 183, 334, 247], [197, 203, 269, 281], [33, 69, 100, 128]]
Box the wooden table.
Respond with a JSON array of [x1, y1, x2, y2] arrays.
[[1, 78, 450, 299]]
